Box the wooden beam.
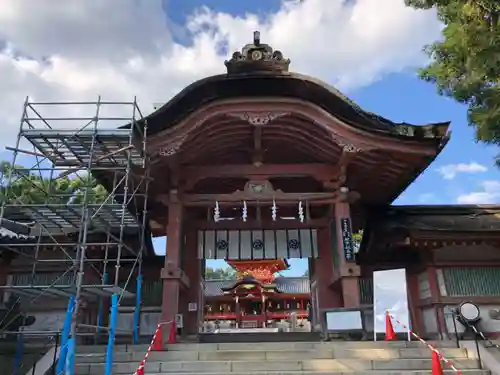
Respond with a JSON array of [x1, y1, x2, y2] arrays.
[[183, 164, 335, 189], [179, 191, 336, 206], [191, 218, 329, 230]]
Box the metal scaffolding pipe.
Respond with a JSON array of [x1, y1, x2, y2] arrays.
[[0, 96, 150, 366]]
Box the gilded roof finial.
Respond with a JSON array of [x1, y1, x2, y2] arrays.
[[225, 31, 290, 75], [253, 31, 260, 46]]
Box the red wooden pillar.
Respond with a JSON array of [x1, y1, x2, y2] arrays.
[[313, 226, 342, 309], [427, 266, 447, 337], [181, 226, 202, 335], [334, 201, 361, 308], [161, 192, 184, 324], [406, 271, 424, 333]]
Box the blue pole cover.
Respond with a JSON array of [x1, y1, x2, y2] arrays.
[[104, 294, 119, 375], [133, 274, 142, 344], [57, 296, 75, 375], [65, 337, 75, 375], [12, 332, 23, 375]]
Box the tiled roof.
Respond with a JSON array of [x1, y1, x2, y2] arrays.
[[0, 219, 32, 242], [204, 276, 310, 297], [0, 227, 26, 238]]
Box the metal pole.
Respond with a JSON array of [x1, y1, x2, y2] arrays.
[[31, 354, 37, 375], [133, 117, 149, 343], [451, 311, 460, 348], [114, 99, 136, 286], [69, 96, 101, 369], [96, 271, 108, 341], [52, 332, 60, 375], [474, 330, 483, 369]]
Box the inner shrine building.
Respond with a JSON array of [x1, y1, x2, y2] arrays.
[[129, 32, 500, 336]]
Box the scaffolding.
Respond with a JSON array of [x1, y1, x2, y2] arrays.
[[0, 97, 150, 352]]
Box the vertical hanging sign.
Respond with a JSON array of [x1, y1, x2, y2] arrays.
[[340, 218, 354, 261]]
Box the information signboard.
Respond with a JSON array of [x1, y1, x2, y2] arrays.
[[340, 218, 354, 261]]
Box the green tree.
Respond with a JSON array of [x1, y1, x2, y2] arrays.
[[352, 230, 363, 253], [405, 0, 500, 161], [205, 267, 236, 280], [0, 161, 107, 205]]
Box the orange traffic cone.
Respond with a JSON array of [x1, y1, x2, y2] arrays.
[[136, 362, 145, 375], [385, 312, 396, 341], [431, 351, 444, 375], [167, 320, 177, 344], [152, 325, 163, 351]]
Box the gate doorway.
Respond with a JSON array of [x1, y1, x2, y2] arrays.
[[201, 257, 313, 336]]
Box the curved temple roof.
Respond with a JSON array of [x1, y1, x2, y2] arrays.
[[205, 277, 310, 297], [104, 32, 453, 219], [131, 32, 449, 144]]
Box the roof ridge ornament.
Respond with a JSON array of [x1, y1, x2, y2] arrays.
[[225, 31, 290, 75]]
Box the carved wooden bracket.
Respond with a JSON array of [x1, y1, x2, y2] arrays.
[[159, 135, 187, 157], [330, 130, 373, 152], [228, 111, 290, 126], [342, 144, 363, 153]]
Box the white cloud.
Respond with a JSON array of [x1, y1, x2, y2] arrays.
[[436, 162, 488, 180], [0, 0, 441, 150], [456, 181, 500, 204]]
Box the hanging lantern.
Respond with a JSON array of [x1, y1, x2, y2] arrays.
[[271, 199, 277, 221], [242, 200, 248, 222], [214, 201, 220, 222], [298, 201, 304, 223]]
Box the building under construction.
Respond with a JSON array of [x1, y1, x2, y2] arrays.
[[0, 97, 153, 362]]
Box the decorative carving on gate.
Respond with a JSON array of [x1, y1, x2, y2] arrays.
[[228, 111, 290, 126], [159, 136, 186, 156], [244, 180, 277, 195], [342, 144, 362, 153]]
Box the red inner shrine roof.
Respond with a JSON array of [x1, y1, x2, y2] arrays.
[[227, 259, 289, 284]]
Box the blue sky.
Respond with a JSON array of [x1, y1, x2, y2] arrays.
[[1, 0, 499, 278]]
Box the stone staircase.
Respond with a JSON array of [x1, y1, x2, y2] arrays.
[[75, 340, 491, 375]]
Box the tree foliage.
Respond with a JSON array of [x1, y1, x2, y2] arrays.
[[0, 161, 107, 206], [205, 267, 236, 280], [352, 230, 363, 252], [405, 0, 500, 160]]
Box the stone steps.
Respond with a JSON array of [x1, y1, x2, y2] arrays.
[[80, 372, 489, 375], [198, 332, 321, 343], [76, 348, 470, 363], [73, 340, 489, 375], [76, 358, 482, 374], [75, 340, 463, 353]]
